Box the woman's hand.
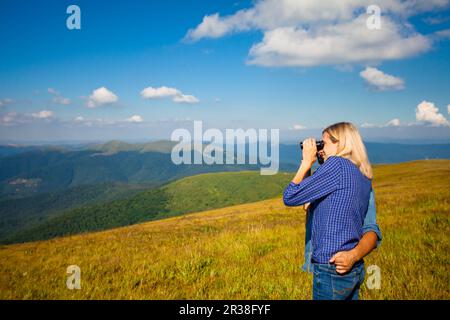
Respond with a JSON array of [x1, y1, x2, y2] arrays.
[[329, 250, 358, 274], [330, 232, 378, 274], [290, 138, 317, 185], [301, 138, 317, 166]]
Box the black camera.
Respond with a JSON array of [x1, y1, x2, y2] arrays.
[[299, 140, 325, 165]]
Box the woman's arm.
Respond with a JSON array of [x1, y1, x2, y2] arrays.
[[283, 138, 341, 206], [291, 160, 314, 184], [283, 156, 343, 206], [362, 188, 382, 247]]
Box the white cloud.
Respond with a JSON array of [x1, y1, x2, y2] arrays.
[[48, 88, 71, 105], [360, 122, 376, 128], [247, 16, 430, 67], [385, 118, 401, 126], [141, 86, 179, 99], [126, 115, 143, 123], [172, 94, 199, 104], [184, 11, 254, 42], [141, 86, 199, 104], [53, 96, 71, 105], [361, 118, 401, 128], [0, 110, 54, 126], [435, 28, 450, 39], [361, 101, 450, 128], [0, 112, 19, 125], [360, 67, 405, 91], [0, 98, 12, 107], [70, 115, 144, 126], [290, 124, 307, 130], [186, 0, 450, 40], [415, 101, 450, 126], [185, 0, 447, 67], [31, 110, 53, 119], [86, 87, 118, 108], [70, 117, 116, 127]]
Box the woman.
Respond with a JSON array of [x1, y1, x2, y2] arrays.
[[283, 122, 381, 300]]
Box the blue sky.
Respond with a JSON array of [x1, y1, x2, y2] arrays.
[[1, 0, 450, 143]]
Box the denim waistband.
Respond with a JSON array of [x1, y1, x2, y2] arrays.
[[312, 259, 364, 273]]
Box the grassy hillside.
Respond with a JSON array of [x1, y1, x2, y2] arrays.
[[0, 182, 156, 240], [1, 171, 294, 244], [0, 159, 448, 299]]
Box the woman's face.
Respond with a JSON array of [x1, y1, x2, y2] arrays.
[[321, 131, 338, 161]]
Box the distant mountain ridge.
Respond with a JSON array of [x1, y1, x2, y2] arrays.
[[0, 146, 281, 199], [0, 139, 448, 199], [1, 139, 449, 161], [88, 139, 179, 154]]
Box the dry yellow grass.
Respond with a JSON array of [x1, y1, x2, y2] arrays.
[[0, 159, 449, 299]]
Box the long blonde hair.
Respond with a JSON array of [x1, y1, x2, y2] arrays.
[[322, 122, 373, 180]]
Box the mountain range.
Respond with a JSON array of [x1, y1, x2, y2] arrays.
[[0, 139, 449, 244]]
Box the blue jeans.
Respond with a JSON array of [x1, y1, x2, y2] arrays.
[[312, 260, 365, 300]]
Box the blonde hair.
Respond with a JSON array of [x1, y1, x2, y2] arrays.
[[322, 122, 373, 180]]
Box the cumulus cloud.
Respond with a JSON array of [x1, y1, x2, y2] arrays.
[[361, 118, 401, 128], [31, 110, 53, 119], [360, 67, 405, 91], [434, 28, 450, 39], [187, 0, 450, 40], [415, 101, 450, 126], [360, 123, 377, 128], [385, 118, 401, 126], [86, 87, 118, 108], [70, 115, 145, 126], [48, 88, 71, 105], [53, 96, 71, 105], [126, 115, 143, 123], [290, 124, 307, 130], [0, 98, 13, 107], [184, 0, 447, 67], [184, 12, 253, 42], [0, 110, 54, 126], [247, 16, 430, 67], [172, 94, 199, 104], [0, 112, 20, 125], [141, 86, 199, 104], [364, 101, 450, 128], [141, 86, 179, 99], [71, 117, 117, 127]]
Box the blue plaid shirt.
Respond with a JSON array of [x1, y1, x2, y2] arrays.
[[283, 156, 373, 264]]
